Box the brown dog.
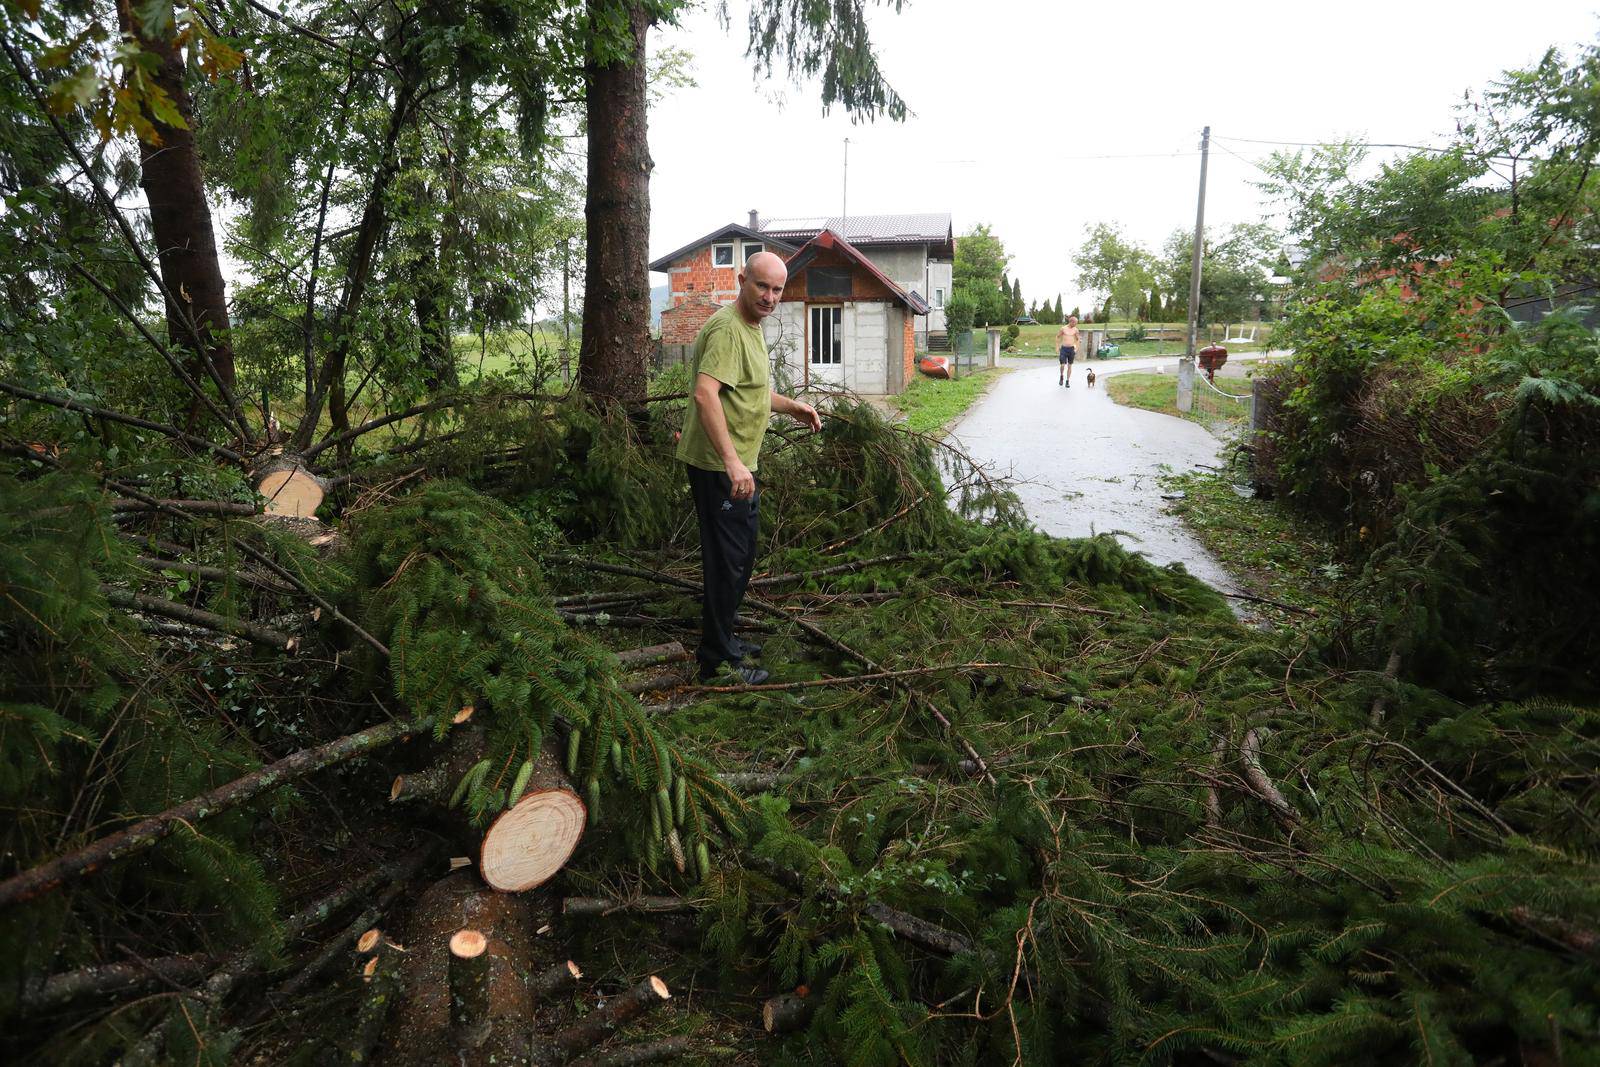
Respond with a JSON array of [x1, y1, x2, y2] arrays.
[[1085, 368, 1097, 389]]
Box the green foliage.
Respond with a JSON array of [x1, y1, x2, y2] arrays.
[[346, 480, 735, 858], [943, 288, 975, 337], [0, 466, 282, 1036]]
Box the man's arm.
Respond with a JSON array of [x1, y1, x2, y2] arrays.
[[771, 389, 821, 432], [692, 372, 755, 499]]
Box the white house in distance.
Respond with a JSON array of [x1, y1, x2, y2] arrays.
[[650, 210, 954, 395]]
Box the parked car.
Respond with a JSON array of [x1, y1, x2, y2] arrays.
[[1015, 316, 1036, 325]]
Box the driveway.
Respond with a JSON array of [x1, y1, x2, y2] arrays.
[[948, 353, 1285, 595]]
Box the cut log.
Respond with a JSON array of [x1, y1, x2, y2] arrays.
[[345, 938, 406, 1065], [762, 991, 816, 1033], [449, 929, 491, 1048], [253, 453, 328, 519], [553, 975, 671, 1056], [391, 728, 586, 893], [480, 761, 587, 892]]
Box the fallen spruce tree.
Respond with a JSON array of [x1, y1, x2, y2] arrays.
[[1, 390, 1597, 1065]]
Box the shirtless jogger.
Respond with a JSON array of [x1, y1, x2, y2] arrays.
[[1056, 316, 1080, 388]]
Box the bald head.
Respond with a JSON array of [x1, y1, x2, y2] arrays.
[[735, 251, 788, 324]]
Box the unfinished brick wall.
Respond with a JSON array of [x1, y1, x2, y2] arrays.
[[902, 314, 915, 383]]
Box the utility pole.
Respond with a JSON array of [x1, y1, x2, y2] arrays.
[[841, 137, 850, 232], [1185, 126, 1210, 360]]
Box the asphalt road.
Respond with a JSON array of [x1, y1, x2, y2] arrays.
[[949, 353, 1285, 595]]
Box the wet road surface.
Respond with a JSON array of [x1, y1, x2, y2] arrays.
[[949, 354, 1271, 595]]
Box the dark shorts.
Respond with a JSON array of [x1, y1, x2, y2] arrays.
[[1058, 346, 1076, 364]]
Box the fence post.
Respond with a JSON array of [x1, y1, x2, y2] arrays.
[[1177, 357, 1196, 413]]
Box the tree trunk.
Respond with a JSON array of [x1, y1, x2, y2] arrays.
[[115, 0, 237, 405], [577, 0, 653, 408]]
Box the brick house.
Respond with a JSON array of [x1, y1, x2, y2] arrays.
[[768, 230, 931, 394], [651, 223, 798, 346], [650, 210, 952, 393], [757, 212, 954, 348]]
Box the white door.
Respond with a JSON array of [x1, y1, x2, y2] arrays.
[[808, 304, 846, 388]]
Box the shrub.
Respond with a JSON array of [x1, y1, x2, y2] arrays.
[[944, 290, 975, 337]]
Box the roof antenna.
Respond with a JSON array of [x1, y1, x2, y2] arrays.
[[841, 137, 849, 237]]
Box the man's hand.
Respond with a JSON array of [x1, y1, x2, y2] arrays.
[[725, 457, 756, 500], [788, 401, 822, 433]]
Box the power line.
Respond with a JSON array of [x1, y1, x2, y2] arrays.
[[933, 150, 1199, 165], [1213, 133, 1530, 163]]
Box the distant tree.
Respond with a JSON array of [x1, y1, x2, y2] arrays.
[[1074, 221, 1149, 309], [1070, 305, 1080, 321], [1011, 278, 1023, 318], [1149, 291, 1164, 320], [954, 224, 1010, 288], [1160, 223, 1276, 327], [1055, 295, 1065, 321]]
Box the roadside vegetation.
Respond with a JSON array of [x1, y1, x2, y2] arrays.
[[891, 366, 1005, 434]]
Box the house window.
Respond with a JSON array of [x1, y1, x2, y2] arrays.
[[713, 244, 734, 267], [808, 267, 853, 299], [934, 287, 945, 309], [742, 242, 763, 264], [810, 306, 842, 365]]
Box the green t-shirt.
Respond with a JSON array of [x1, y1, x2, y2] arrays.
[[676, 304, 771, 472]]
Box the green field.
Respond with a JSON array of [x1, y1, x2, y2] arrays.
[[892, 366, 1005, 435], [453, 326, 574, 381]]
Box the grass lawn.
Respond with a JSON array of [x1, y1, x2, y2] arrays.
[[892, 366, 1005, 435]]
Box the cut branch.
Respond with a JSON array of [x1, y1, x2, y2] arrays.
[[1239, 728, 1300, 828], [553, 975, 671, 1056], [0, 715, 426, 910], [0, 381, 244, 463], [101, 585, 296, 651], [614, 641, 690, 669], [569, 1036, 695, 1067]]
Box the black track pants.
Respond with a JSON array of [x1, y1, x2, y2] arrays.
[[687, 463, 759, 672]]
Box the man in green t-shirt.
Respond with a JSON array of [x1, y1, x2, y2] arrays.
[[677, 251, 820, 683]]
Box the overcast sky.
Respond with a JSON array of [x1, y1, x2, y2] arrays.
[[648, 0, 1599, 310]]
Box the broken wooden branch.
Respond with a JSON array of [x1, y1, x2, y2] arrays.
[[568, 1036, 695, 1067], [561, 896, 695, 918], [0, 714, 427, 909], [1239, 728, 1300, 828], [553, 975, 672, 1056], [110, 498, 260, 518], [0, 380, 245, 463], [1204, 735, 1228, 829], [132, 555, 298, 596], [19, 953, 215, 1015], [1368, 648, 1403, 728], [614, 641, 690, 669], [534, 959, 585, 996], [101, 585, 297, 651]]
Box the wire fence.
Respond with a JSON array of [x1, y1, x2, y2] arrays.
[[1192, 371, 1253, 436]]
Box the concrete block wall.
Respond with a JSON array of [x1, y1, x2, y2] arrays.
[[850, 303, 888, 394]]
